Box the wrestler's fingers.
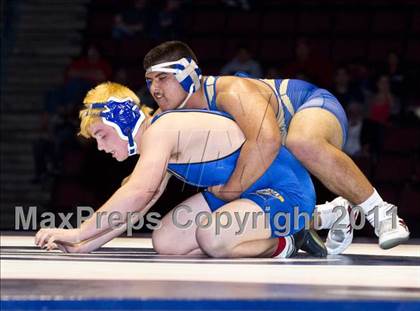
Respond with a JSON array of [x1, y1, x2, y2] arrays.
[[46, 235, 57, 250], [46, 241, 58, 251], [38, 230, 54, 248], [35, 229, 45, 245]]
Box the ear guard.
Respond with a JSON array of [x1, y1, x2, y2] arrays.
[[90, 97, 145, 156], [146, 57, 202, 108]]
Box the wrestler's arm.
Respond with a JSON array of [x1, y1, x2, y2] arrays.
[[59, 172, 172, 253], [213, 78, 281, 200], [35, 128, 174, 248], [77, 132, 172, 242]]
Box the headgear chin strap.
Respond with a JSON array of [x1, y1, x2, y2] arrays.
[[90, 97, 145, 156], [146, 57, 202, 109]]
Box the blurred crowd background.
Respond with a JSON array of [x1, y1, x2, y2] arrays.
[[1, 0, 419, 237]]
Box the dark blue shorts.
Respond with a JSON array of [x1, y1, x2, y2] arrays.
[[200, 147, 316, 238], [297, 88, 349, 147], [202, 188, 314, 238]]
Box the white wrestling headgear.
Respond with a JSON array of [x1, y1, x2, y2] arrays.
[[146, 57, 202, 109]]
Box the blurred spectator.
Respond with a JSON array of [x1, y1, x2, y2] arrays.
[[112, 0, 152, 39], [332, 66, 364, 109], [401, 95, 420, 127], [155, 0, 184, 40], [111, 66, 157, 110], [368, 74, 400, 125], [222, 0, 252, 11], [343, 101, 365, 156], [347, 58, 371, 98], [32, 95, 80, 183], [220, 44, 262, 78], [32, 44, 112, 183], [283, 37, 333, 87], [384, 51, 405, 98], [65, 44, 112, 85], [344, 101, 385, 157]]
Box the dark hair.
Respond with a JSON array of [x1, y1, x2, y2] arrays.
[[143, 41, 198, 70]]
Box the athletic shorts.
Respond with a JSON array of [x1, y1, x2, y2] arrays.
[[202, 187, 314, 238], [297, 88, 349, 146]]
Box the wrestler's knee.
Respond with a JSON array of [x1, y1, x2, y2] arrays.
[[286, 135, 325, 164], [151, 227, 169, 254], [152, 225, 184, 255], [196, 227, 231, 258]]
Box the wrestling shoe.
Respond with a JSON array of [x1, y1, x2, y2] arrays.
[[324, 197, 356, 255], [273, 229, 328, 258], [374, 203, 410, 249], [300, 229, 328, 257]]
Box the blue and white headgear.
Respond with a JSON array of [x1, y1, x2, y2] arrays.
[[146, 57, 202, 109], [90, 97, 145, 156]]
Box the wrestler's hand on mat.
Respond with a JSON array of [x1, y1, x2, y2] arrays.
[[46, 241, 81, 253], [35, 228, 81, 250], [208, 184, 241, 201]]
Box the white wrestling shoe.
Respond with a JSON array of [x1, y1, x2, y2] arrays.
[[374, 203, 410, 249], [324, 197, 357, 255]]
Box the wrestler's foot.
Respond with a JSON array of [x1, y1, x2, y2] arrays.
[[300, 229, 328, 257], [374, 203, 410, 249], [273, 229, 328, 258], [319, 197, 356, 255], [326, 198, 410, 250]]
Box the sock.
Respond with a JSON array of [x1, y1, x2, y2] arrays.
[[271, 236, 294, 258], [358, 188, 387, 227]]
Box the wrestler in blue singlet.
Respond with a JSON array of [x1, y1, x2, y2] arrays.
[[203, 75, 349, 146], [152, 110, 316, 238]]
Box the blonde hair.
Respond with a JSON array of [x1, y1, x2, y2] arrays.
[[79, 82, 153, 138]]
